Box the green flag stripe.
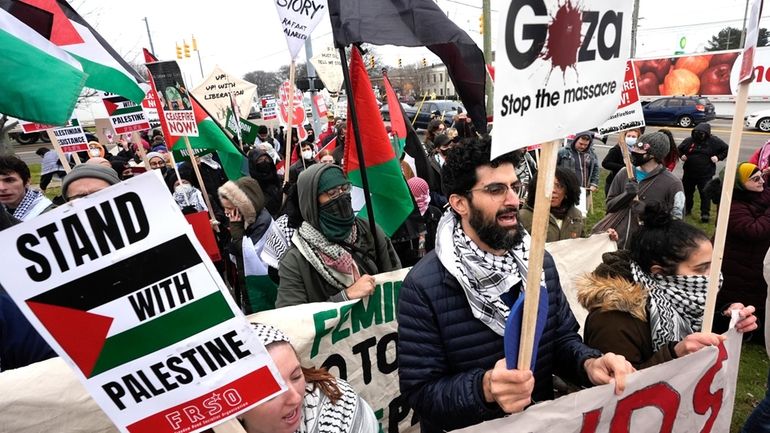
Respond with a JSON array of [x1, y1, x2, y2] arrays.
[[245, 275, 278, 313], [348, 158, 414, 236], [90, 292, 234, 377], [171, 118, 246, 181], [72, 54, 145, 103]]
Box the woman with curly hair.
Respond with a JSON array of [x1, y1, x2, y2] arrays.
[[241, 323, 378, 433]]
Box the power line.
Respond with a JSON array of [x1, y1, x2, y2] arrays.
[[639, 15, 770, 32], [442, 0, 499, 12]]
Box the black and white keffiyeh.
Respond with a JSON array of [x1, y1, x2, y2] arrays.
[[630, 261, 718, 350], [261, 214, 295, 269], [10, 188, 46, 220], [250, 322, 290, 346], [435, 211, 545, 336], [299, 378, 377, 433], [172, 184, 207, 212]]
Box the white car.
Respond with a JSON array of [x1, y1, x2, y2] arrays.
[[745, 109, 770, 132]]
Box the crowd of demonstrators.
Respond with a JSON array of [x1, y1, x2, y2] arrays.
[[288, 140, 317, 187], [0, 155, 54, 221], [594, 132, 684, 249], [276, 164, 401, 307], [557, 131, 600, 203], [255, 125, 282, 162], [578, 203, 757, 370], [677, 123, 728, 223], [397, 136, 634, 433], [713, 162, 770, 339], [601, 128, 641, 196], [423, 119, 446, 154], [390, 176, 443, 267]]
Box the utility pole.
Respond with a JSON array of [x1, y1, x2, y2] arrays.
[[630, 0, 640, 58], [305, 39, 324, 139], [740, 0, 751, 48], [143, 17, 155, 57], [192, 36, 204, 79], [482, 0, 492, 116]]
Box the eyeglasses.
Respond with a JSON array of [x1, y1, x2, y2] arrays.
[[466, 181, 523, 200], [749, 175, 764, 183], [323, 183, 351, 200]]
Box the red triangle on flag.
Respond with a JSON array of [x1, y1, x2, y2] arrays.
[[20, 0, 84, 46], [103, 99, 119, 116], [27, 301, 113, 377], [316, 137, 337, 161]]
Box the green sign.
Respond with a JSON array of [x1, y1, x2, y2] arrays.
[[225, 108, 258, 145]]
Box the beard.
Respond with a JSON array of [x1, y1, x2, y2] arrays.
[[468, 202, 523, 251]]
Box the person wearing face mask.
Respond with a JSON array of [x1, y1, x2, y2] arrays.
[[712, 163, 770, 339], [239, 323, 378, 433], [248, 148, 283, 218], [677, 123, 728, 223], [276, 164, 401, 307], [596, 132, 685, 249], [288, 140, 317, 188], [146, 151, 168, 173], [601, 128, 642, 196], [578, 203, 757, 370], [427, 133, 452, 209], [391, 177, 443, 267], [557, 131, 601, 197]]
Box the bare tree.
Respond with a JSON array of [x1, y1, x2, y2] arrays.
[[0, 114, 19, 156], [243, 70, 283, 96]]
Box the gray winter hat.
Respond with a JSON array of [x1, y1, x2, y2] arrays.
[[62, 164, 121, 200], [631, 132, 670, 162]]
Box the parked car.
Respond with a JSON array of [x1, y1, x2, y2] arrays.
[[745, 109, 770, 132], [642, 96, 716, 128], [381, 99, 465, 130]]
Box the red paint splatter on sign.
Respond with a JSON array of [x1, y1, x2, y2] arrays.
[[541, 0, 583, 81]]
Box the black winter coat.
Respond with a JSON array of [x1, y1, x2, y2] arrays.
[[398, 251, 600, 433], [602, 144, 625, 189], [677, 123, 728, 180]]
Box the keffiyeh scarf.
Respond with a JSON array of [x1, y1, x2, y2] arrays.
[[261, 214, 295, 269], [299, 378, 377, 433], [172, 185, 207, 212], [435, 211, 545, 336], [10, 188, 45, 220], [630, 261, 717, 350], [294, 222, 360, 291]]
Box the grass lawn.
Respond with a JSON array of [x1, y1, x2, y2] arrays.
[[587, 170, 765, 432], [28, 163, 61, 199]]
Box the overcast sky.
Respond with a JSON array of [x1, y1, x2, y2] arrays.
[[78, 0, 765, 88]]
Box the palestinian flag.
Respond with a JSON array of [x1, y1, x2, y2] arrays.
[[24, 235, 236, 378], [144, 49, 248, 181], [343, 49, 413, 236], [315, 136, 337, 161], [1, 0, 145, 103], [0, 8, 85, 125], [242, 233, 277, 314], [382, 73, 435, 187]]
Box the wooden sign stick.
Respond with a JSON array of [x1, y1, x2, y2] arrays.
[[283, 61, 297, 184], [702, 81, 750, 332], [46, 128, 72, 173], [182, 135, 220, 232], [518, 139, 559, 371]]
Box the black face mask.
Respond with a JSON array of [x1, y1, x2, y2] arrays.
[[319, 193, 355, 242], [630, 152, 650, 167], [692, 131, 707, 142]]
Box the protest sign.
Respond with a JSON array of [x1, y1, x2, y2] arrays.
[[597, 60, 646, 136], [142, 89, 161, 129], [19, 120, 57, 133], [455, 326, 742, 433], [191, 66, 257, 124], [145, 61, 198, 137], [310, 45, 344, 94], [224, 109, 259, 145], [492, 0, 632, 157], [261, 97, 278, 120], [740, 0, 763, 83], [251, 268, 418, 433], [102, 93, 151, 135], [313, 94, 328, 119], [51, 117, 89, 153], [278, 80, 308, 141], [0, 173, 284, 433], [273, 0, 329, 60]]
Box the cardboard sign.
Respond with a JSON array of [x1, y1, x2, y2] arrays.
[[20, 120, 57, 133], [142, 89, 161, 129], [597, 60, 646, 135], [273, 0, 329, 59], [313, 94, 328, 119], [52, 118, 89, 153], [102, 93, 151, 135], [310, 46, 344, 93], [740, 0, 764, 83], [0, 173, 284, 433], [224, 109, 259, 145], [145, 61, 199, 137], [492, 0, 632, 156], [277, 81, 308, 141], [454, 327, 742, 433], [262, 97, 278, 120], [191, 66, 257, 124]]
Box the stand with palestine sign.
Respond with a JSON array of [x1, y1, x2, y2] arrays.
[[102, 92, 151, 134], [0, 173, 285, 433]]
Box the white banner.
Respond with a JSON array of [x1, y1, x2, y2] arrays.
[[597, 60, 645, 136], [310, 45, 344, 94], [493, 0, 632, 157], [191, 65, 257, 124], [274, 0, 329, 60], [453, 326, 742, 433]]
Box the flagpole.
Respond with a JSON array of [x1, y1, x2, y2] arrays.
[[338, 46, 381, 262], [183, 135, 220, 233], [283, 61, 297, 184]]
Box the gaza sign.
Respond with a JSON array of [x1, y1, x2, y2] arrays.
[[492, 0, 632, 156]]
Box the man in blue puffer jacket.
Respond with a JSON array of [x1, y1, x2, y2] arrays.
[[397, 136, 634, 433]]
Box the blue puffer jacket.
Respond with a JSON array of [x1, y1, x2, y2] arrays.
[[397, 251, 601, 433]]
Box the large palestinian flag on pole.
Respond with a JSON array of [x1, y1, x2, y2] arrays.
[[1, 0, 145, 103], [0, 7, 85, 125], [144, 49, 247, 181], [343, 49, 413, 236]]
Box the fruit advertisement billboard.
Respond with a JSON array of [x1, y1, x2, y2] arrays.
[[633, 50, 740, 96]]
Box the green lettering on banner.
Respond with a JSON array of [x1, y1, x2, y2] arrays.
[[352, 286, 383, 333], [332, 304, 353, 344], [311, 309, 338, 358]]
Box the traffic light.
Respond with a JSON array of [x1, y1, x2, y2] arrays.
[[369, 55, 375, 69], [398, 58, 402, 68], [421, 58, 427, 68], [192, 35, 198, 51], [175, 43, 182, 59], [479, 14, 484, 35], [184, 40, 191, 58]]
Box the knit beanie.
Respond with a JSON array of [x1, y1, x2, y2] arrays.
[[317, 165, 348, 195], [632, 132, 670, 162], [736, 162, 760, 191], [62, 164, 121, 200]]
